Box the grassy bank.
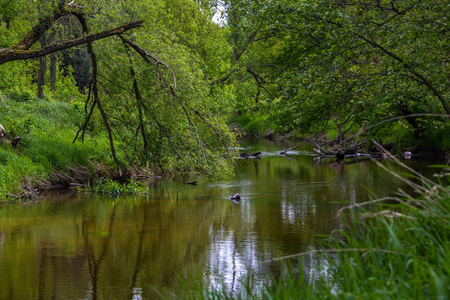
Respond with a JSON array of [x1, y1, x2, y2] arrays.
[[0, 90, 117, 201], [178, 162, 450, 299]]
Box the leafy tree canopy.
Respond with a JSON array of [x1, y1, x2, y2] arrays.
[[0, 0, 237, 178]]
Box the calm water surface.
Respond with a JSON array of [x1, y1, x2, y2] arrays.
[[0, 140, 440, 299]]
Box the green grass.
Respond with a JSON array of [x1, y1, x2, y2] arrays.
[[0, 147, 46, 196], [0, 90, 114, 201]]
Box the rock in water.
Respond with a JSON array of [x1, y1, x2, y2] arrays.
[[229, 193, 241, 200]]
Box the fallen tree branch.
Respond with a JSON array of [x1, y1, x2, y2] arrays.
[[240, 151, 261, 158], [280, 144, 302, 155]]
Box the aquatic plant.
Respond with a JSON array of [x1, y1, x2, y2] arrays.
[[81, 178, 148, 196]]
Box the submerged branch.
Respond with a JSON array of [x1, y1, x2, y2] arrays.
[[280, 144, 302, 155]]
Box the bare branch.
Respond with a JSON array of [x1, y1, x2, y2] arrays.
[[118, 35, 177, 90]]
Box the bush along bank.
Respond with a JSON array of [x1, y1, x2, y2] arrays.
[[79, 177, 148, 196]]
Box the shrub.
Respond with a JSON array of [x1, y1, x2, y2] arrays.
[[82, 178, 147, 196]]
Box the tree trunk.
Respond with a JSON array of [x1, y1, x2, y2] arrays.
[[0, 124, 6, 144], [49, 33, 57, 92], [50, 53, 57, 91], [3, 17, 11, 29], [37, 34, 47, 99]]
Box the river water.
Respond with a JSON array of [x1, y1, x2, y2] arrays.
[[0, 140, 440, 299]]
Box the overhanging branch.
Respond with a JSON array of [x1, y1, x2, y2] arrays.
[[312, 14, 450, 115], [0, 21, 143, 65]]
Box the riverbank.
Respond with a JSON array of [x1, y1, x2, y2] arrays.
[[1, 90, 447, 203], [0, 91, 150, 202], [0, 88, 239, 202], [228, 112, 450, 160]]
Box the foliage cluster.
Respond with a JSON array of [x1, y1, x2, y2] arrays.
[[227, 113, 275, 137], [215, 0, 449, 149], [81, 177, 147, 196], [0, 0, 239, 199]]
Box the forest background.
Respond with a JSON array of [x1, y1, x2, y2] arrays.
[[0, 0, 449, 198]]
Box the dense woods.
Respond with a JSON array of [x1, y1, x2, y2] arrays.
[[219, 0, 449, 146], [0, 0, 449, 192]]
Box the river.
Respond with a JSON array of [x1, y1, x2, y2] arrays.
[[0, 139, 440, 299]]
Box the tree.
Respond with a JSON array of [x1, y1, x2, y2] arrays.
[[211, 0, 283, 112], [0, 0, 236, 177], [263, 0, 449, 143]]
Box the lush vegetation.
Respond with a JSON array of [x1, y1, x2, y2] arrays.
[[1, 0, 449, 199], [0, 0, 240, 200], [81, 177, 148, 196], [218, 0, 449, 149], [1, 1, 449, 296]]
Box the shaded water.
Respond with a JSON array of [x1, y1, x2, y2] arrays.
[[0, 140, 439, 299]]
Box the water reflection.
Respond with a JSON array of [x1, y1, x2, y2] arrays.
[[0, 141, 439, 299]]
